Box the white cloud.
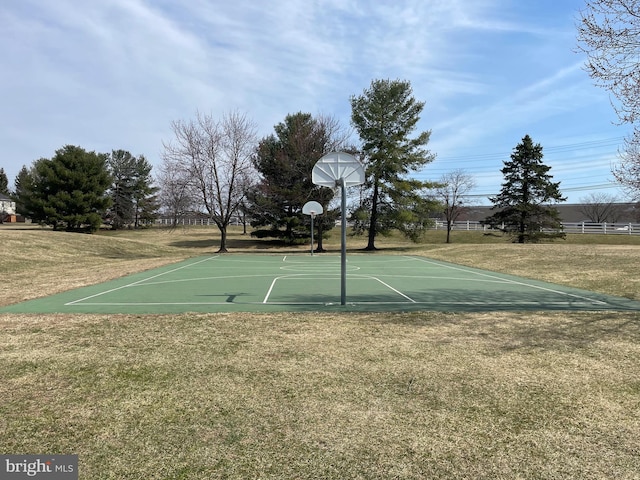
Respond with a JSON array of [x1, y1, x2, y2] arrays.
[[0, 0, 627, 202]]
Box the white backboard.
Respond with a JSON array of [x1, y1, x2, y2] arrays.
[[312, 152, 365, 188], [302, 201, 323, 216]]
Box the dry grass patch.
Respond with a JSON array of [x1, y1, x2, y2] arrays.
[[418, 243, 640, 300], [0, 227, 188, 306], [1, 225, 639, 478], [1, 311, 640, 479]]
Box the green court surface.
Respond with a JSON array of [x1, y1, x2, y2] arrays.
[[2, 254, 639, 314]]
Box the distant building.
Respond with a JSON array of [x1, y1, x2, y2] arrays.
[[0, 192, 16, 216], [453, 203, 639, 223]]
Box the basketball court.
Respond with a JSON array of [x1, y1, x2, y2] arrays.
[[2, 254, 639, 314]]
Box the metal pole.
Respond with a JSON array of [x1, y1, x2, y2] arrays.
[[340, 178, 346, 305], [310, 214, 314, 256]]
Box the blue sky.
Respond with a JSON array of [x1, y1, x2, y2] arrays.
[[0, 0, 631, 204]]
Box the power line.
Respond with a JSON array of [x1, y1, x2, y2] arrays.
[[418, 136, 626, 198], [460, 183, 620, 199], [433, 136, 624, 163]]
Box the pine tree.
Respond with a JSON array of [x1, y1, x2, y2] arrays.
[[22, 146, 111, 232], [130, 155, 159, 227], [246, 112, 343, 245], [107, 151, 158, 229], [108, 150, 137, 229], [14, 165, 30, 216], [350, 79, 437, 249], [0, 168, 9, 195], [484, 135, 566, 243]]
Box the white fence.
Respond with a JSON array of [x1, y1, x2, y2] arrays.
[[155, 217, 243, 226], [155, 217, 638, 235], [559, 222, 638, 235], [433, 220, 640, 235]]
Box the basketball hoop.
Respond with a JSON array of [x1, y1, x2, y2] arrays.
[[312, 152, 365, 305], [302, 201, 323, 256]]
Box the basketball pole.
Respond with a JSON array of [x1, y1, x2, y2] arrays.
[[302, 201, 323, 257], [311, 151, 364, 307], [310, 212, 315, 256], [340, 177, 347, 305]]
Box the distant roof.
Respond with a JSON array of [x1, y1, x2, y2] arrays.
[[458, 203, 638, 223], [0, 192, 13, 202]]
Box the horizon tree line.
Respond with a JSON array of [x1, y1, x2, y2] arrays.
[[3, 77, 611, 244]]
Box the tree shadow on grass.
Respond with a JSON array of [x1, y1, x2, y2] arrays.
[[365, 291, 640, 352], [168, 237, 316, 254], [169, 239, 219, 249]]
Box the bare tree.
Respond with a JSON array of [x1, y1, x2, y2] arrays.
[[157, 158, 195, 227], [578, 192, 622, 222], [576, 0, 640, 199], [434, 169, 476, 243], [162, 111, 257, 252], [613, 130, 640, 198]]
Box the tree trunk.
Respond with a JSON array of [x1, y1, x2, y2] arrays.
[[365, 182, 379, 250], [217, 225, 228, 253], [446, 220, 452, 244], [315, 221, 326, 252], [519, 211, 526, 243]]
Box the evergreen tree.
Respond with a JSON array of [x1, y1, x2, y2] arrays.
[[22, 145, 111, 232], [484, 135, 566, 243], [0, 168, 9, 195], [107, 150, 158, 229], [246, 112, 345, 245], [0, 167, 9, 223], [350, 79, 437, 249], [13, 165, 30, 215], [131, 155, 159, 227], [107, 150, 137, 229]]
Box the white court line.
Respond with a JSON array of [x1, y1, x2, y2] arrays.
[[65, 256, 219, 305], [122, 274, 279, 288], [262, 274, 416, 304], [371, 277, 416, 303], [406, 256, 608, 306], [263, 277, 279, 303], [63, 254, 609, 308], [71, 300, 599, 307]]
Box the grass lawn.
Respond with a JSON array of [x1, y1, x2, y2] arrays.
[[1, 225, 639, 479]]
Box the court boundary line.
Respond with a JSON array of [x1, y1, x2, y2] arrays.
[[262, 274, 417, 304], [56, 254, 615, 309], [65, 256, 219, 306], [65, 300, 602, 307], [91, 273, 524, 290], [407, 256, 608, 306]]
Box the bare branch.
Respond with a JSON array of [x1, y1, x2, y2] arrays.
[[160, 111, 258, 251], [577, 0, 640, 197], [434, 169, 476, 243]]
